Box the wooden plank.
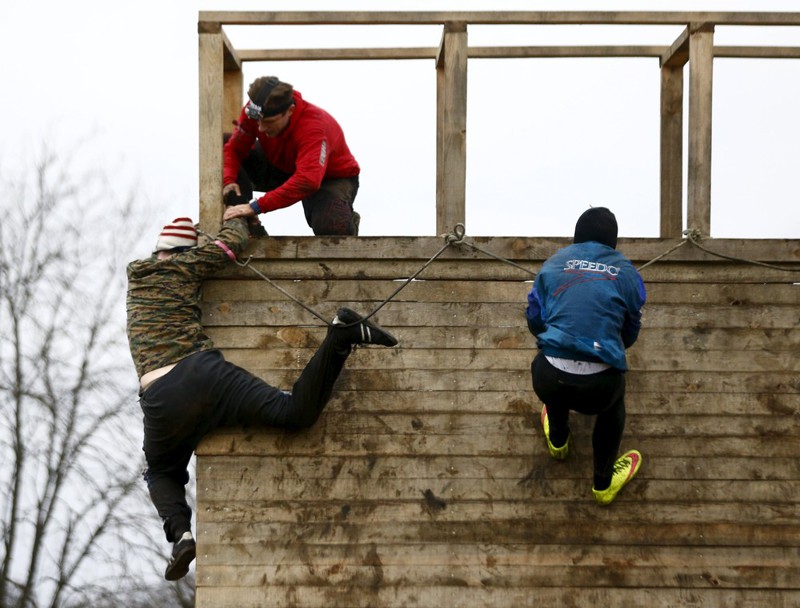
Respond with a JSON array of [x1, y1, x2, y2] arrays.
[[436, 23, 468, 234], [202, 278, 800, 305], [196, 542, 799, 569], [202, 298, 800, 328], [223, 70, 243, 133], [199, 466, 800, 502], [196, 367, 797, 395], [198, 428, 800, 458], [193, 516, 800, 546], [635, 327, 800, 351], [187, 387, 799, 418], [687, 23, 714, 237], [715, 45, 800, 59], [233, 235, 800, 263], [198, 564, 798, 592], [189, 386, 800, 422], [220, 27, 241, 71], [206, 325, 800, 353], [222, 24, 243, 132], [196, 560, 798, 589], [195, 454, 800, 481], [661, 26, 689, 68], [210, 259, 800, 282], [197, 586, 800, 608], [223, 387, 800, 419], [207, 325, 528, 349], [194, 411, 798, 441], [198, 11, 800, 27], [198, 29, 225, 232], [468, 45, 666, 58], [660, 63, 683, 237], [239, 47, 438, 61], [198, 489, 800, 518], [196, 502, 800, 542], [223, 345, 800, 374], [435, 27, 445, 231], [202, 300, 800, 330], [215, 45, 800, 62], [641, 282, 800, 304]]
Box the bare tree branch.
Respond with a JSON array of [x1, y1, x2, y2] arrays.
[[0, 142, 183, 607]]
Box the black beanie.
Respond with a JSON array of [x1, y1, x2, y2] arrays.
[[573, 207, 618, 249]]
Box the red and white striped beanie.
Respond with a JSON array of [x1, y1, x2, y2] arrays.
[[154, 217, 198, 252]]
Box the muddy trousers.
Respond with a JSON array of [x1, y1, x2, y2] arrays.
[[139, 335, 350, 542], [531, 352, 626, 490]]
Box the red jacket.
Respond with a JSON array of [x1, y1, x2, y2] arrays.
[[223, 91, 360, 213]]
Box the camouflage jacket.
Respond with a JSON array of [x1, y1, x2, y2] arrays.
[[126, 219, 249, 379]]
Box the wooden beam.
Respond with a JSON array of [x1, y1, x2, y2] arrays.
[[435, 27, 444, 224], [221, 28, 241, 71], [223, 71, 243, 136], [661, 26, 690, 67], [227, 235, 800, 264], [435, 26, 445, 69], [468, 45, 666, 58], [239, 48, 438, 61], [436, 22, 468, 235], [687, 23, 715, 237], [198, 29, 225, 232], [715, 46, 800, 59], [660, 64, 684, 238], [229, 45, 800, 63], [221, 25, 244, 133], [198, 11, 800, 27]]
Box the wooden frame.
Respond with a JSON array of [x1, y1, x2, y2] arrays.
[[198, 11, 800, 237]]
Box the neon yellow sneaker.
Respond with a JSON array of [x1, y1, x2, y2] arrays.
[[540, 405, 570, 460], [592, 450, 642, 506]]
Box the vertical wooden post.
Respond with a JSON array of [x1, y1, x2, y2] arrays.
[[198, 22, 225, 233], [222, 29, 243, 138], [659, 67, 685, 238], [687, 23, 715, 237], [659, 28, 688, 239], [435, 22, 468, 236]]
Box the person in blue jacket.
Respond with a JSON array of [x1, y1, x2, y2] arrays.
[[525, 207, 646, 505]]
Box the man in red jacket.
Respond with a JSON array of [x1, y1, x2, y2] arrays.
[[222, 76, 361, 236]]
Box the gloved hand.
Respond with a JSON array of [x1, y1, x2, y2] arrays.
[[223, 183, 248, 206]]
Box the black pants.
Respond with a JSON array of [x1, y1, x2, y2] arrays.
[[225, 137, 360, 236], [531, 352, 626, 490], [139, 331, 350, 542]]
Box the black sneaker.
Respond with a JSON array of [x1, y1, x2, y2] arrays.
[[332, 308, 398, 347], [164, 532, 196, 581]]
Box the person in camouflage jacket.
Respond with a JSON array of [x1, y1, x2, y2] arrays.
[[126, 217, 397, 581]]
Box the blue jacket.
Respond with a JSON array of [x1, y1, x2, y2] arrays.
[[526, 241, 646, 371]]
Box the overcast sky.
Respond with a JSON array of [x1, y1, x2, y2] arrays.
[[1, 0, 798, 241]]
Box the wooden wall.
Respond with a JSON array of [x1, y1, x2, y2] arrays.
[[195, 236, 800, 607]]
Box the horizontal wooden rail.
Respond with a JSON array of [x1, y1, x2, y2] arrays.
[[235, 45, 800, 62], [199, 11, 800, 27]]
